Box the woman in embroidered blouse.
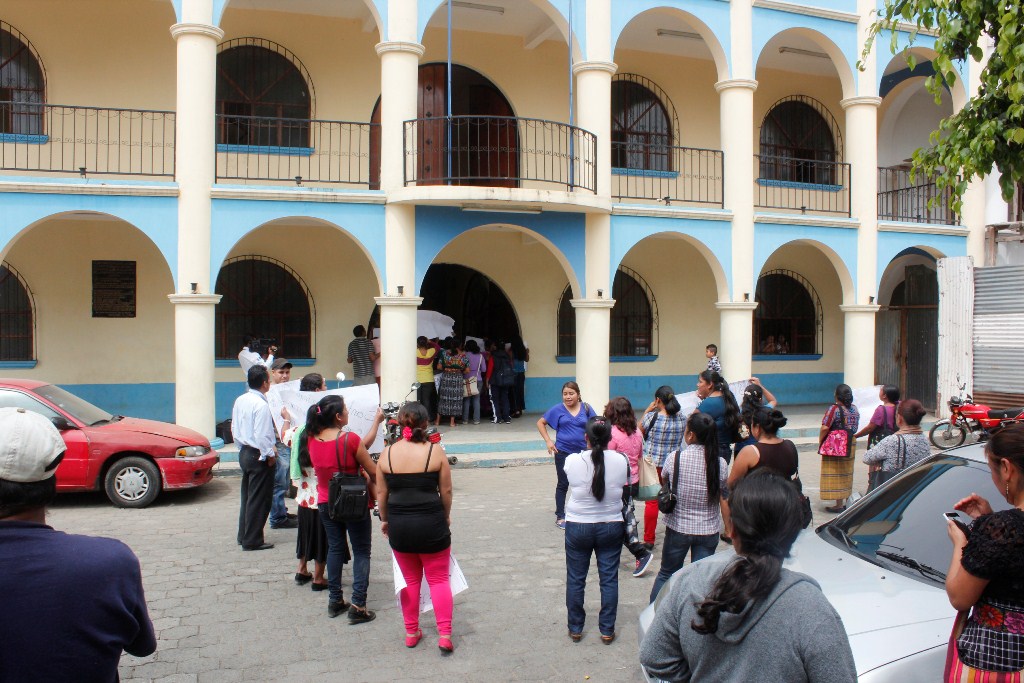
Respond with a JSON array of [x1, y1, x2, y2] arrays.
[[639, 386, 685, 548], [862, 399, 930, 479], [604, 396, 654, 577], [649, 411, 728, 603], [818, 384, 860, 514], [945, 424, 1024, 680], [436, 339, 468, 428]]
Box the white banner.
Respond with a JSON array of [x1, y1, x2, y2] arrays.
[[392, 551, 469, 613], [268, 382, 384, 454]]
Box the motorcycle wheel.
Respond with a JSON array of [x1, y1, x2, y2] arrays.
[[929, 420, 967, 449]]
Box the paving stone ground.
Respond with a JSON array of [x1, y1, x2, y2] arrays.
[[48, 445, 864, 682]]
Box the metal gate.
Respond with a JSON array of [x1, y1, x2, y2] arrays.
[[973, 265, 1024, 408], [875, 265, 939, 411]]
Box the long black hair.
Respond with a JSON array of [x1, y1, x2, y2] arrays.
[[687, 412, 721, 501], [835, 383, 854, 408], [655, 385, 681, 416], [691, 470, 804, 635], [305, 394, 346, 437], [699, 370, 740, 438], [751, 406, 788, 437], [399, 401, 430, 443], [585, 415, 612, 501], [295, 374, 326, 468]]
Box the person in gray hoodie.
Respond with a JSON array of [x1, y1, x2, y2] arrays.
[[639, 470, 857, 682]]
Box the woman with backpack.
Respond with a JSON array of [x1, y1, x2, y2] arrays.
[[818, 384, 860, 513], [538, 381, 597, 529]]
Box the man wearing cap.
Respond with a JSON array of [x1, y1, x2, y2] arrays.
[[0, 407, 157, 681], [269, 357, 297, 530], [233, 365, 279, 550]]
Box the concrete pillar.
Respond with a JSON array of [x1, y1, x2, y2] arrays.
[[573, 61, 616, 195], [375, 41, 424, 192], [841, 304, 881, 387], [375, 295, 422, 403], [573, 299, 614, 408], [716, 79, 757, 300], [716, 302, 758, 382], [169, 18, 222, 436], [841, 97, 882, 304]]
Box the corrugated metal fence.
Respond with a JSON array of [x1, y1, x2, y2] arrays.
[[973, 265, 1024, 407]]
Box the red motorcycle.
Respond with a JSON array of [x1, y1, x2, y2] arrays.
[[929, 380, 1024, 449]]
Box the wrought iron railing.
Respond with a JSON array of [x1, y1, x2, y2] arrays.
[[754, 154, 851, 216], [877, 166, 958, 225], [215, 114, 376, 186], [0, 102, 174, 177], [612, 142, 723, 207], [403, 116, 596, 193]]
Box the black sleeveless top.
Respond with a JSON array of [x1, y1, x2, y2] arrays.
[[748, 440, 799, 479], [384, 443, 451, 554]]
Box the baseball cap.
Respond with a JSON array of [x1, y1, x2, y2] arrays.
[[271, 358, 293, 370], [0, 407, 66, 483]]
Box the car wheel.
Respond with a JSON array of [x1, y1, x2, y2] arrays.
[[104, 456, 161, 508], [929, 420, 967, 450]]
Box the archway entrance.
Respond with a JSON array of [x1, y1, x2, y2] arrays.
[[370, 63, 517, 189], [875, 260, 938, 411], [420, 263, 519, 342]]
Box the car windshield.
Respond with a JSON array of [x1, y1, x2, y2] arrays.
[[821, 451, 1010, 587], [33, 384, 115, 426]]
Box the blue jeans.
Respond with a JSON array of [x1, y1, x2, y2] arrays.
[[554, 451, 569, 520], [649, 527, 719, 603], [462, 392, 480, 423], [270, 442, 290, 525], [565, 521, 624, 636], [318, 505, 372, 608]]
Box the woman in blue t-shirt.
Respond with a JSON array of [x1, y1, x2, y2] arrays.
[[695, 370, 741, 465], [537, 381, 597, 529]]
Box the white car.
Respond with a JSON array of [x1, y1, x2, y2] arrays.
[[639, 443, 1007, 681]]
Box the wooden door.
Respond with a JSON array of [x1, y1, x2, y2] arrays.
[[418, 64, 448, 185]]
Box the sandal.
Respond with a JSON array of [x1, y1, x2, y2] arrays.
[[294, 572, 313, 585], [825, 505, 847, 514], [438, 635, 454, 654], [405, 630, 422, 648], [568, 631, 583, 643]]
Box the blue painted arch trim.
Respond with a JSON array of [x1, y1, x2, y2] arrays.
[[753, 221, 858, 302], [751, 9, 859, 96], [610, 0, 732, 79], [206, 0, 386, 40], [875, 230, 966, 289]]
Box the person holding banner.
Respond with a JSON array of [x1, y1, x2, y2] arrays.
[[376, 402, 455, 653]]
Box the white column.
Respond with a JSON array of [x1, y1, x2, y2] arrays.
[[375, 41, 424, 192], [573, 299, 614, 408], [716, 302, 758, 382], [375, 295, 422, 403], [169, 20, 222, 436], [841, 304, 881, 387], [716, 79, 757, 299], [841, 96, 882, 303], [573, 61, 616, 196]]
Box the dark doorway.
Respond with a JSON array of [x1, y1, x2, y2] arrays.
[[369, 63, 518, 189], [875, 264, 938, 411], [421, 264, 519, 342]]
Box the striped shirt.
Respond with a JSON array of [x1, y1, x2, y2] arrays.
[[347, 337, 374, 378], [641, 410, 686, 468]]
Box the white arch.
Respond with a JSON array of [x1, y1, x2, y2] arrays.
[[756, 27, 856, 101], [614, 230, 729, 302], [760, 238, 856, 306], [612, 7, 729, 83]]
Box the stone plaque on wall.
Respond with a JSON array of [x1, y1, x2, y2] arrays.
[[92, 260, 136, 318]]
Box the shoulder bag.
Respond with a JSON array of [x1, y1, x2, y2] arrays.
[[327, 433, 369, 522], [463, 355, 480, 397], [868, 405, 897, 449], [867, 434, 906, 492], [635, 414, 661, 500], [657, 449, 682, 514], [819, 406, 851, 457]]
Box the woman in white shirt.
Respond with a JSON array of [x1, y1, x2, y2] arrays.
[[564, 415, 629, 644]]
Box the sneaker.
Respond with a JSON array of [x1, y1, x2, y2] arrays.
[[633, 552, 654, 578], [472, 420, 480, 425], [270, 518, 298, 529], [327, 599, 350, 618], [503, 419, 512, 424], [348, 605, 376, 624], [556, 519, 566, 530]]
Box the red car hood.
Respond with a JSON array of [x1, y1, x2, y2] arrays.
[[102, 417, 210, 446]]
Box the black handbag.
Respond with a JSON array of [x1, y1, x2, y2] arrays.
[[327, 434, 369, 522], [657, 450, 682, 514], [867, 435, 906, 493]]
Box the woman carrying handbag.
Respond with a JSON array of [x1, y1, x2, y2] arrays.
[[604, 397, 654, 578], [818, 384, 860, 514]]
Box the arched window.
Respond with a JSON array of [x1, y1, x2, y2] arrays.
[[557, 266, 658, 357], [214, 256, 314, 359], [752, 270, 822, 355], [0, 261, 35, 361], [759, 95, 841, 184], [216, 38, 313, 147], [611, 75, 676, 172], [0, 21, 45, 135]]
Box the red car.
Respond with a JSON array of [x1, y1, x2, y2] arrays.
[[0, 379, 219, 507]]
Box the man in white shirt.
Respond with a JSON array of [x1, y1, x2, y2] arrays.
[[237, 336, 277, 378], [232, 365, 278, 551], [268, 358, 297, 530]]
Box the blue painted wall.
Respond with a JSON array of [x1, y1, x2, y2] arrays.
[[876, 230, 966, 287], [750, 8, 859, 91], [753, 220, 858, 295], [64, 383, 176, 423], [610, 0, 732, 76]]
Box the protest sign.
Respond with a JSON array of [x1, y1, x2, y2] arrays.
[[268, 381, 384, 454]]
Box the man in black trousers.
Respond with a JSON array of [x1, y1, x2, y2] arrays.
[[232, 365, 278, 551]]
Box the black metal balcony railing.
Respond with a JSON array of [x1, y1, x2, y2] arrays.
[[403, 116, 596, 193], [877, 166, 958, 225], [611, 142, 723, 207], [215, 114, 376, 186], [0, 102, 175, 177], [754, 154, 851, 216]]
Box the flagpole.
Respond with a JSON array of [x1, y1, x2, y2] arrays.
[[567, 0, 575, 190], [447, 0, 453, 183]]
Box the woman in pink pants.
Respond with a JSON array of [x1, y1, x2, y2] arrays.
[[376, 401, 455, 653]]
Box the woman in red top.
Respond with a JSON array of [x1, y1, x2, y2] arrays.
[[306, 394, 378, 623]]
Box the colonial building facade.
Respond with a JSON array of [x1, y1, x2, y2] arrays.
[[0, 0, 996, 437]]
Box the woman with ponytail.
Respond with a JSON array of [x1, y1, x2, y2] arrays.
[[563, 415, 629, 644], [695, 370, 741, 464], [376, 402, 455, 653], [640, 471, 857, 682], [649, 412, 729, 603]]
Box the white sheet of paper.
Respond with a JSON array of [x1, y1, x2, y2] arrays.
[[268, 382, 384, 454], [392, 551, 469, 613], [852, 386, 883, 432]]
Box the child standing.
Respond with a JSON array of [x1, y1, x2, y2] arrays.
[[705, 344, 722, 374]]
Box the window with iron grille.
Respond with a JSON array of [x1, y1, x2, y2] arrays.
[[752, 270, 822, 355], [611, 75, 676, 172], [0, 262, 35, 361], [0, 22, 45, 135], [759, 95, 841, 185], [216, 38, 313, 147], [557, 266, 658, 357], [214, 256, 315, 359]]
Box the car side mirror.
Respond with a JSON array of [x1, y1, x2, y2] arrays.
[[50, 416, 76, 431]]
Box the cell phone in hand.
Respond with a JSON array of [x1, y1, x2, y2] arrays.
[[943, 511, 970, 536]]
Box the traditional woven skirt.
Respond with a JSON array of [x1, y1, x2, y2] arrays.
[[945, 611, 1024, 682], [438, 371, 464, 417], [819, 454, 854, 501]]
